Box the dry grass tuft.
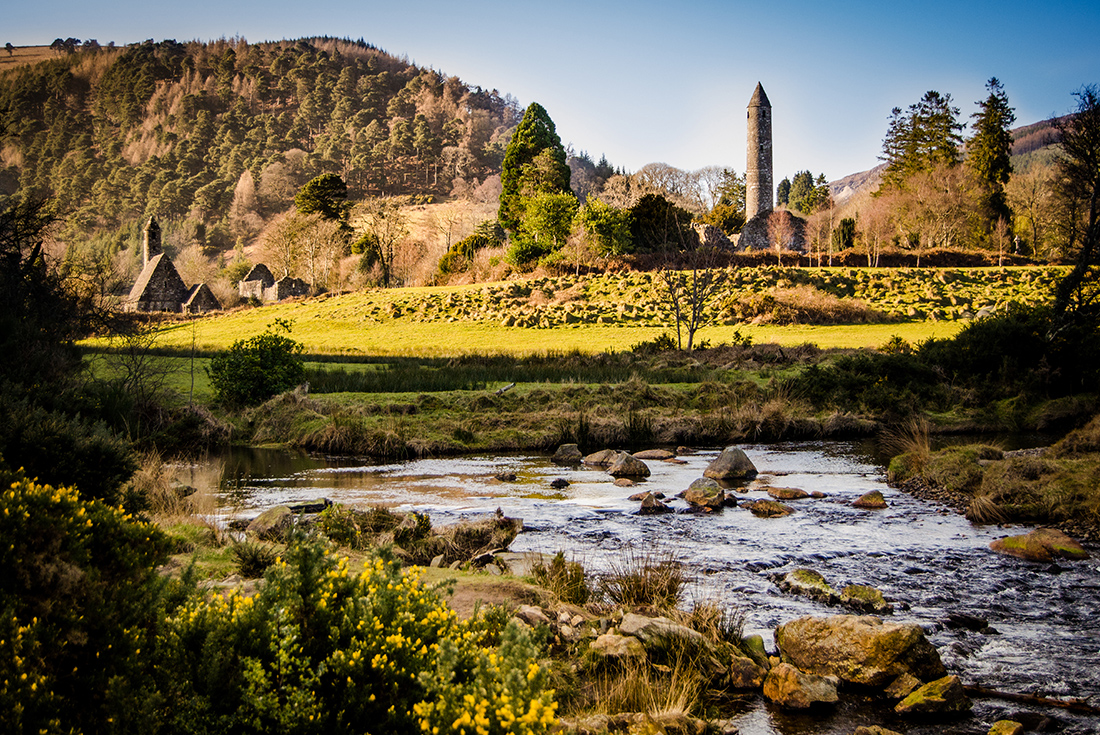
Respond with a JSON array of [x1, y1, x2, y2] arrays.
[[677, 599, 744, 646], [586, 657, 702, 718], [597, 546, 686, 610]]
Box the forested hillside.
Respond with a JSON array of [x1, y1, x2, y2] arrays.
[[0, 37, 520, 249]]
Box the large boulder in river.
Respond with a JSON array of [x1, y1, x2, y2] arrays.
[[894, 674, 971, 717], [682, 478, 725, 510], [989, 527, 1090, 562], [608, 452, 651, 478], [583, 449, 619, 466], [552, 443, 583, 465], [762, 662, 839, 709], [703, 446, 758, 480], [774, 615, 947, 687], [247, 505, 293, 539]]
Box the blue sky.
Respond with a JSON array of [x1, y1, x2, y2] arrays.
[[7, 0, 1099, 182]]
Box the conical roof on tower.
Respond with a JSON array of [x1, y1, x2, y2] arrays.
[[749, 82, 771, 108]]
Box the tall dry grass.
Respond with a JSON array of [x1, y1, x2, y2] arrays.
[[881, 415, 932, 480], [597, 546, 686, 610], [585, 658, 702, 719]]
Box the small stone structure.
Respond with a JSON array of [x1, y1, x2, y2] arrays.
[[238, 263, 275, 300], [238, 263, 310, 302], [124, 216, 221, 313], [692, 223, 732, 249], [738, 208, 807, 253]]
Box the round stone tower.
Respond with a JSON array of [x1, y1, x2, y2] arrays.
[[142, 216, 162, 266], [746, 82, 773, 220]]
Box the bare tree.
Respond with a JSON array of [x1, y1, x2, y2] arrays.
[[1007, 166, 1057, 257], [767, 210, 795, 266], [659, 248, 728, 351], [259, 211, 304, 278], [358, 198, 408, 287]]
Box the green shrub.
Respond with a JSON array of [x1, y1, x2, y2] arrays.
[[231, 540, 279, 578], [438, 232, 498, 275], [0, 462, 176, 735], [161, 534, 558, 734], [207, 321, 305, 406], [0, 394, 136, 505]]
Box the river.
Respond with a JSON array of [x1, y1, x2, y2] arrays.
[[177, 442, 1100, 734]]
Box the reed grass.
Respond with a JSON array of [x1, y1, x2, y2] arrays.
[[597, 546, 687, 610]]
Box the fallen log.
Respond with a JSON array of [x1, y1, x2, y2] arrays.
[[963, 685, 1100, 715]]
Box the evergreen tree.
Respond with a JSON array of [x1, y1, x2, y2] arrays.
[[294, 172, 351, 227], [881, 90, 964, 190], [776, 177, 791, 206], [968, 77, 1016, 226], [498, 102, 571, 233]]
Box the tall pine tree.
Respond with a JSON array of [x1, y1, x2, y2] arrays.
[[498, 102, 571, 233], [968, 78, 1016, 227], [880, 90, 964, 190]]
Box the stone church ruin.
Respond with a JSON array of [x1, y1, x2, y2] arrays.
[[238, 263, 309, 303], [123, 217, 222, 313]]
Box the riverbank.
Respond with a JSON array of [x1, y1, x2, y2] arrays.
[[888, 416, 1100, 545]]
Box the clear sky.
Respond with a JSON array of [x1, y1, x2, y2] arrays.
[[6, 0, 1099, 182]]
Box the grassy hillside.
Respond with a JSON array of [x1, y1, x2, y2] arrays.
[[116, 265, 1063, 356]]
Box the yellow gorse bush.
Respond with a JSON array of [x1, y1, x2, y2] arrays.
[[164, 533, 557, 734]]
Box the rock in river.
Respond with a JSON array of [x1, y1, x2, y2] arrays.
[[583, 449, 619, 467], [608, 452, 651, 478], [552, 443, 583, 465], [703, 446, 758, 480], [682, 478, 725, 510], [852, 490, 888, 509], [989, 527, 1090, 562], [774, 614, 947, 687], [894, 674, 971, 717], [743, 499, 794, 517], [767, 486, 810, 500], [762, 662, 839, 709]]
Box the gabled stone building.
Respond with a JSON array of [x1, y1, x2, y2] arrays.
[[123, 217, 222, 313], [238, 262, 310, 302]]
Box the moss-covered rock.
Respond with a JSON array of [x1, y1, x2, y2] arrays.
[[894, 674, 972, 716], [988, 720, 1025, 735], [853, 490, 888, 509], [744, 499, 795, 517], [777, 569, 839, 604], [989, 527, 1090, 562], [841, 584, 893, 614]]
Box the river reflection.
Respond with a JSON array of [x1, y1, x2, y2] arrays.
[[179, 442, 1100, 735]]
